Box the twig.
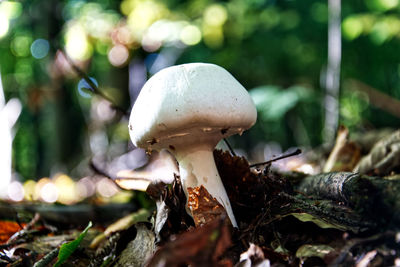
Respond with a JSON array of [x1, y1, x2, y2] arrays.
[[249, 149, 302, 168], [60, 50, 128, 115], [33, 247, 60, 267], [223, 138, 236, 157], [7, 213, 41, 245]]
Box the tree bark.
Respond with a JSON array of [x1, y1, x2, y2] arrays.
[[296, 172, 400, 229]]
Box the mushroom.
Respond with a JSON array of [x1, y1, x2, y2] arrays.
[[129, 63, 257, 227]]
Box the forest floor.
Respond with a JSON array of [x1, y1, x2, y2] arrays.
[[1, 127, 400, 266]]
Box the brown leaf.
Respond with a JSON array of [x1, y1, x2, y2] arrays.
[[0, 221, 25, 244], [214, 150, 293, 225], [146, 218, 232, 267], [324, 126, 361, 172], [149, 176, 194, 243], [187, 185, 228, 227]]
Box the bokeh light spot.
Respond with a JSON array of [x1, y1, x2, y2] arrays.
[[116, 26, 134, 45], [108, 44, 129, 67], [96, 178, 119, 198], [380, 0, 399, 9], [342, 16, 363, 40], [54, 174, 77, 204], [77, 177, 96, 199], [0, 17, 9, 38], [142, 33, 162, 52], [11, 36, 32, 57], [366, 0, 399, 11], [40, 183, 58, 203], [8, 181, 24, 202], [94, 99, 116, 121], [180, 25, 202, 46], [23, 180, 36, 201], [0, 1, 22, 19], [78, 77, 98, 98], [30, 39, 50, 59], [36, 178, 51, 201], [65, 24, 92, 60], [126, 1, 169, 41], [204, 4, 228, 26]]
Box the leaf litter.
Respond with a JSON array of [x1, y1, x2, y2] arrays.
[[4, 128, 400, 266]]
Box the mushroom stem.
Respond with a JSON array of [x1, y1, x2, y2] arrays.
[[173, 144, 238, 228]]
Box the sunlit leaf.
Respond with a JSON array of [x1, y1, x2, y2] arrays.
[[250, 85, 311, 121], [296, 244, 335, 259], [290, 213, 348, 231], [54, 221, 92, 267]]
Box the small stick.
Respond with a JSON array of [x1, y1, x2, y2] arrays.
[[249, 148, 302, 168], [61, 50, 127, 115], [223, 138, 236, 157], [33, 247, 60, 267], [7, 213, 41, 245]]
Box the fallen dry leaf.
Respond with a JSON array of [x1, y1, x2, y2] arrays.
[[187, 185, 228, 227], [324, 126, 361, 172], [214, 149, 293, 225], [147, 176, 194, 243], [146, 217, 232, 267], [0, 221, 26, 244]]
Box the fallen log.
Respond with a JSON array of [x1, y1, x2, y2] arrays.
[[296, 172, 400, 229]]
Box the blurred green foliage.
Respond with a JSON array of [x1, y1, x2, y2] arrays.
[[1, 0, 400, 180]]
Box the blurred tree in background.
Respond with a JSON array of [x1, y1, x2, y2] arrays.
[[1, 0, 400, 182]]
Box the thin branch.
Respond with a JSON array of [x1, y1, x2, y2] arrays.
[[7, 213, 41, 245], [249, 148, 302, 168], [61, 50, 128, 115], [223, 138, 236, 157], [33, 247, 60, 267]]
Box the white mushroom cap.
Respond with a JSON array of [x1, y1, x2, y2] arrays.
[[129, 63, 257, 150]]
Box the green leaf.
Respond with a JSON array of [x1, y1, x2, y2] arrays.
[[296, 244, 335, 259], [250, 85, 311, 121], [54, 221, 93, 267], [290, 213, 347, 231]]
